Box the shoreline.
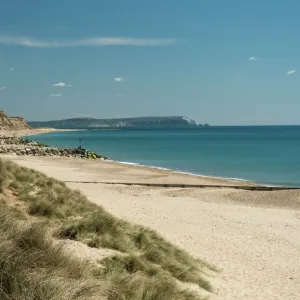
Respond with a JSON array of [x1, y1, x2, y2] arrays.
[[107, 159, 256, 187], [22, 129, 258, 187], [2, 128, 297, 188], [2, 128, 281, 188], [0, 128, 82, 138], [99, 160, 299, 189], [2, 128, 248, 187]]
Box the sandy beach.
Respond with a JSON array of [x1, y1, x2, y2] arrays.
[[2, 154, 299, 300], [0, 128, 80, 138]]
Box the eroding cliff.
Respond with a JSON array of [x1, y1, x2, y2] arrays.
[[0, 111, 30, 131]]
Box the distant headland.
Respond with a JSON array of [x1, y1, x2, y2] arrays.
[[28, 116, 210, 129]]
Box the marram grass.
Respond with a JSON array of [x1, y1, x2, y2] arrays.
[[0, 158, 214, 299]]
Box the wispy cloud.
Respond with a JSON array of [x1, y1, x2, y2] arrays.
[[0, 86, 6, 90], [249, 56, 258, 61], [50, 93, 62, 97], [114, 77, 124, 82], [8, 67, 14, 72], [68, 84, 72, 87], [53, 82, 66, 87], [287, 69, 296, 76], [0, 35, 176, 48]]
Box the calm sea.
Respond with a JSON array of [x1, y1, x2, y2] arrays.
[[32, 126, 300, 187]]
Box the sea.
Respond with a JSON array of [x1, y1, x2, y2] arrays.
[[31, 126, 300, 187]]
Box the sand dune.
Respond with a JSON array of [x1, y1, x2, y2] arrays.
[[5, 155, 300, 300]]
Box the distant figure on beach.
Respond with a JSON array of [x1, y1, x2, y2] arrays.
[[78, 137, 82, 149]]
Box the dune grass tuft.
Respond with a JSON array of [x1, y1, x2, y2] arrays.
[[0, 158, 214, 299], [0, 203, 106, 300]]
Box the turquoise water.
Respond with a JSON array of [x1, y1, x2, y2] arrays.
[[32, 126, 300, 187]]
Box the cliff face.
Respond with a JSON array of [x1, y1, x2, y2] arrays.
[[0, 111, 30, 131]]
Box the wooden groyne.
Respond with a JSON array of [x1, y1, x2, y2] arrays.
[[63, 181, 300, 191]]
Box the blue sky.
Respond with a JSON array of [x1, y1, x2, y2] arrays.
[[0, 0, 300, 125]]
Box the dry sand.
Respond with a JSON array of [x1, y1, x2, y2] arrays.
[[4, 155, 300, 300], [0, 128, 79, 137]]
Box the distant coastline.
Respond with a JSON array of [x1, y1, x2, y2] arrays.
[[28, 116, 207, 129]]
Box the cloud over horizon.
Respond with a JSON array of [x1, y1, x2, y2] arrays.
[[53, 82, 66, 87], [8, 68, 14, 72], [287, 70, 296, 75], [0, 35, 176, 48], [50, 93, 62, 97], [0, 86, 6, 90]]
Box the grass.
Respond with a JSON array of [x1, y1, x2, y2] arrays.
[[0, 158, 215, 299], [0, 203, 105, 300]]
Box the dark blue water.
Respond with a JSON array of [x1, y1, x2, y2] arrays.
[[32, 126, 300, 187]]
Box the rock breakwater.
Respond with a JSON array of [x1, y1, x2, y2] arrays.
[[0, 137, 107, 160]]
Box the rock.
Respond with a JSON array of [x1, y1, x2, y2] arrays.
[[0, 137, 105, 160]]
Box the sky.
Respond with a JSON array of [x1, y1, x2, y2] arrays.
[[0, 0, 300, 125]]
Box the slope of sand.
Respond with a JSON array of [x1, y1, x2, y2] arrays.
[[4, 155, 300, 300]]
